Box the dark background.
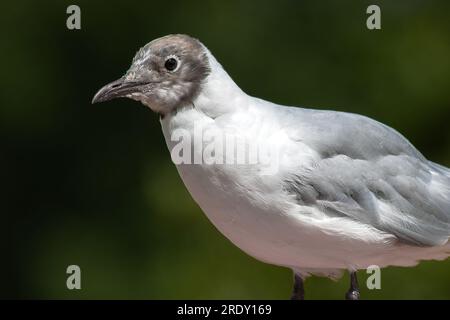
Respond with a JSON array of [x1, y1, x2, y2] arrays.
[[2, 0, 450, 299]]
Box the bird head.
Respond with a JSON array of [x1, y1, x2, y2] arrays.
[[92, 34, 211, 115]]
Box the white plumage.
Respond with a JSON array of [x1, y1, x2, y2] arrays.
[[93, 34, 450, 297], [161, 46, 450, 280]]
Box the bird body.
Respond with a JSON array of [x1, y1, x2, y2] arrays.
[[160, 49, 450, 278], [93, 34, 450, 297]]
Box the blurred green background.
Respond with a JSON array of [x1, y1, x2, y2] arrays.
[[2, 0, 450, 299]]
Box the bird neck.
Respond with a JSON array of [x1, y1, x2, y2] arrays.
[[192, 48, 248, 118]]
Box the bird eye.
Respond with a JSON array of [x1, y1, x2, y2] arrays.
[[164, 56, 179, 72]]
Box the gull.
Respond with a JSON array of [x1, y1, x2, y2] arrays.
[[93, 34, 450, 299]]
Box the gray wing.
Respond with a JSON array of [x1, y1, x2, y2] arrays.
[[280, 107, 450, 246]]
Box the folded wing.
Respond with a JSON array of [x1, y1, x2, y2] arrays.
[[280, 107, 450, 246]]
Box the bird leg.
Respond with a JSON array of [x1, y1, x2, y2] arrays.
[[345, 271, 360, 300], [291, 273, 305, 300]]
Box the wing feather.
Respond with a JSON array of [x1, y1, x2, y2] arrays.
[[279, 107, 450, 246]]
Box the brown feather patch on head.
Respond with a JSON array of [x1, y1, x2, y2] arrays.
[[124, 34, 211, 114]]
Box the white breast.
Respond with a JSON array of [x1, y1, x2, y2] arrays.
[[156, 51, 450, 274]]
